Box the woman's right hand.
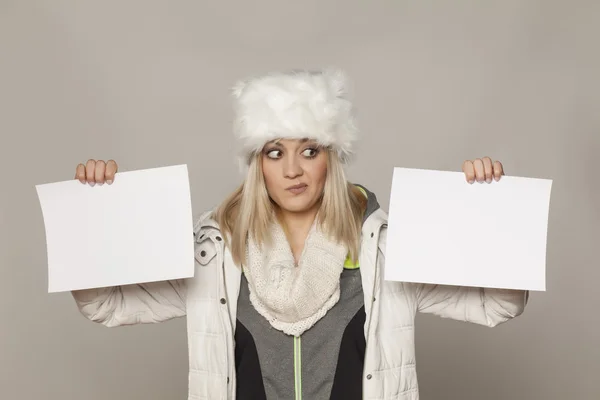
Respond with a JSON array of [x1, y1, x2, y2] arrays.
[[75, 159, 118, 186]]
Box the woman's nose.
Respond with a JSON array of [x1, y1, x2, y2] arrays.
[[283, 155, 303, 178]]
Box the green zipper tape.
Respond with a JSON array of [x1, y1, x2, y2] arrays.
[[294, 336, 302, 400]]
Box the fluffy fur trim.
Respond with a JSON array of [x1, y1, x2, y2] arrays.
[[231, 67, 359, 171]]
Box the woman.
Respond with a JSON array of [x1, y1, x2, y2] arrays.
[[71, 68, 528, 400]]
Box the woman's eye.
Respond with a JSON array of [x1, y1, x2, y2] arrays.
[[302, 148, 318, 158], [266, 150, 282, 159]]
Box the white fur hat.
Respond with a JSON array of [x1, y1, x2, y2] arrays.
[[231, 67, 359, 171]]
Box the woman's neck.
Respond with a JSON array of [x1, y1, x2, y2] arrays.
[[278, 206, 319, 264]]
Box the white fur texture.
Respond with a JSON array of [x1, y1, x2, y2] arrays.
[[231, 67, 359, 171]]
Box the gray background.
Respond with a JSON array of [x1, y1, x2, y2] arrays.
[[1, 1, 598, 399]]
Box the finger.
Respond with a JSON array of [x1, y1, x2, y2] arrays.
[[473, 158, 485, 183], [493, 161, 504, 181], [482, 156, 493, 183], [105, 160, 118, 184], [95, 160, 106, 185], [85, 159, 96, 186], [462, 160, 475, 184], [75, 164, 86, 183]]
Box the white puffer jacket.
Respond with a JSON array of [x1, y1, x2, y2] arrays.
[[72, 207, 528, 400]]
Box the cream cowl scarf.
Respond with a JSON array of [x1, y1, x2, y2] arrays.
[[244, 218, 348, 337]]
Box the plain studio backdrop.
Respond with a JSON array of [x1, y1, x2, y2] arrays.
[[1, 1, 598, 399]]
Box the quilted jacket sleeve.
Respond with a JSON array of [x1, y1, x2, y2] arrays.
[[71, 279, 187, 327], [69, 211, 218, 327], [378, 224, 528, 327], [414, 283, 528, 327]]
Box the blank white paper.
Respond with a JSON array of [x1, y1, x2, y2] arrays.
[[384, 167, 552, 291], [35, 164, 195, 293]]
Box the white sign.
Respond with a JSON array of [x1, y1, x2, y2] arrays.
[[36, 164, 195, 293], [384, 167, 552, 291]]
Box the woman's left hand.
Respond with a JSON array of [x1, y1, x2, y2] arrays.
[[462, 157, 504, 184]]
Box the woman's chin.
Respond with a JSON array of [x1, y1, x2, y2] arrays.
[[278, 198, 319, 214]]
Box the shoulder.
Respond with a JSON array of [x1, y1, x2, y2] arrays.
[[193, 208, 222, 237], [377, 225, 388, 253], [361, 207, 389, 254]]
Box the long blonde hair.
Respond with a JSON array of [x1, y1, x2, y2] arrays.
[[212, 149, 367, 266]]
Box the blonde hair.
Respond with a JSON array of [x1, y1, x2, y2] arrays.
[[213, 149, 367, 266]]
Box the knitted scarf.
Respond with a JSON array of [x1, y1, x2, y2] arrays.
[[244, 217, 348, 337]]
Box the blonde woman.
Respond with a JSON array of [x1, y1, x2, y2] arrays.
[[71, 68, 528, 400]]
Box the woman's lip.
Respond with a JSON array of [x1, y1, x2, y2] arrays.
[[287, 184, 308, 194], [286, 184, 307, 190]]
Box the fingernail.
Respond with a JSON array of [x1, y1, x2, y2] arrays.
[[97, 181, 104, 186], [89, 182, 95, 187], [486, 178, 492, 183], [106, 180, 113, 185]]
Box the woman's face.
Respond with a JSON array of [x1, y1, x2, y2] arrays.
[[261, 138, 328, 214]]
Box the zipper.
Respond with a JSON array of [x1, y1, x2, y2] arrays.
[[362, 222, 386, 400], [294, 336, 302, 400], [220, 252, 236, 399]]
